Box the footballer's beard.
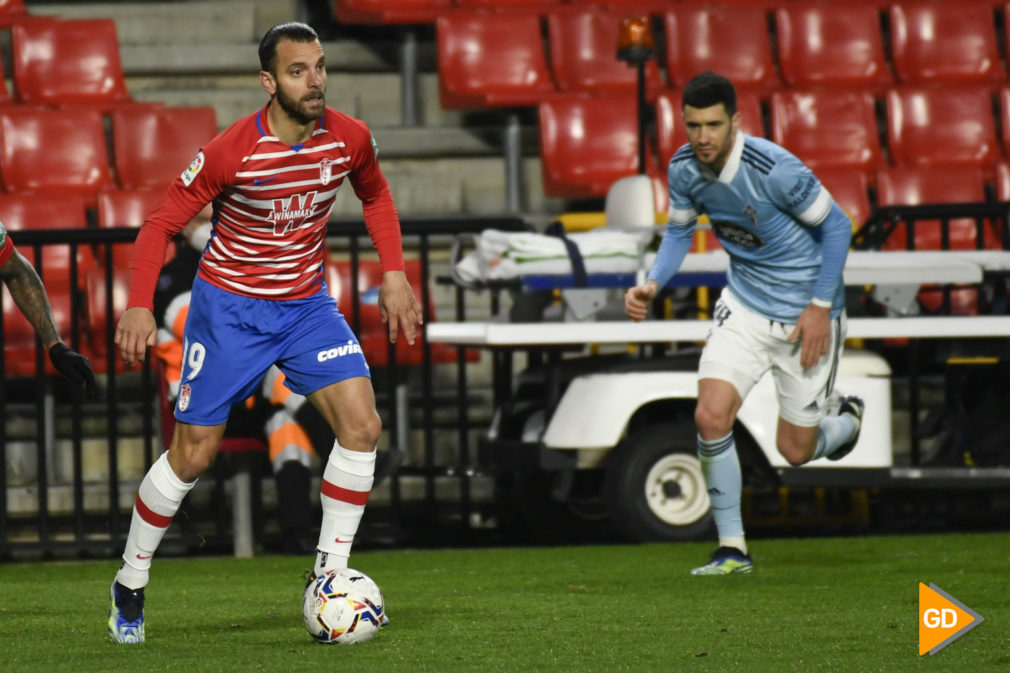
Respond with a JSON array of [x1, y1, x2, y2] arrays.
[[693, 133, 735, 172], [275, 86, 326, 126]]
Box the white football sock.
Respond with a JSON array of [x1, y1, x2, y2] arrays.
[[116, 452, 196, 590], [315, 442, 375, 576], [720, 536, 748, 556]]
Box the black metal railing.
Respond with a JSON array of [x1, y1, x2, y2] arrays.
[[0, 215, 528, 557], [10, 202, 1008, 555], [840, 202, 1010, 466], [853, 202, 1010, 252]]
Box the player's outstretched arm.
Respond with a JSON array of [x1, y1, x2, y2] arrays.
[[624, 279, 659, 322], [1, 249, 98, 396], [115, 306, 158, 367], [378, 270, 423, 345], [1, 249, 62, 349]]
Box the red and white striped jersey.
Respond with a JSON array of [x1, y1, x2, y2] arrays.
[[127, 104, 403, 310], [0, 223, 14, 267]]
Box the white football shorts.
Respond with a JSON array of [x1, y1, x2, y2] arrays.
[[698, 288, 846, 427]]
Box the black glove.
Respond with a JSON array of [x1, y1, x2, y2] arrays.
[[49, 343, 98, 399]]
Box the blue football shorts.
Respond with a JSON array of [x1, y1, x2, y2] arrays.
[[174, 276, 371, 426]]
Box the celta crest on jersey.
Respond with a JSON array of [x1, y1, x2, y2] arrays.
[[743, 204, 758, 227], [270, 191, 318, 236]]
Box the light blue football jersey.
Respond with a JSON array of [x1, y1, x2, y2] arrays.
[[655, 132, 849, 322]]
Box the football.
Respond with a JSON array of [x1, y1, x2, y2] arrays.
[[302, 568, 385, 644]]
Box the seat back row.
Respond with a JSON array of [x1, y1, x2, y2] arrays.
[[0, 106, 218, 206], [436, 2, 1010, 109]]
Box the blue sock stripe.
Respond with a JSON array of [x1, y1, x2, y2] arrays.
[[697, 432, 734, 458], [698, 431, 744, 540]]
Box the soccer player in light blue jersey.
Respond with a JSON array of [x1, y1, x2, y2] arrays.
[[625, 72, 864, 575]]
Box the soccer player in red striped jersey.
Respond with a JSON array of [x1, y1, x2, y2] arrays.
[[108, 22, 422, 644]]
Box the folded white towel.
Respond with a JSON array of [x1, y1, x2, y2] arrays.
[[454, 229, 645, 283]]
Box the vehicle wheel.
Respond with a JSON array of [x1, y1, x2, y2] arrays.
[[605, 422, 713, 542]]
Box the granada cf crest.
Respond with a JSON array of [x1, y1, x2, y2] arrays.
[[320, 158, 333, 185]]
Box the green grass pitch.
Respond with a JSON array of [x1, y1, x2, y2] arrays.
[[1, 532, 1007, 672]]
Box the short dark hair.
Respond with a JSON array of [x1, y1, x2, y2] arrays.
[[258, 22, 319, 74], [682, 71, 737, 117]]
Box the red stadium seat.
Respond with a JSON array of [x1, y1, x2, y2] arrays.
[[877, 165, 993, 314], [998, 87, 1010, 161], [876, 165, 994, 251], [776, 4, 891, 91], [96, 188, 175, 272], [0, 0, 26, 24], [890, 3, 1004, 86], [333, 0, 450, 24], [816, 167, 871, 230], [539, 95, 647, 198], [436, 12, 556, 109], [0, 194, 89, 231], [996, 161, 1010, 203], [563, 0, 669, 10], [886, 86, 999, 169], [0, 193, 95, 279], [664, 4, 779, 93], [12, 18, 133, 106], [112, 106, 219, 189], [0, 108, 113, 205], [547, 9, 663, 99], [655, 89, 763, 169], [97, 188, 166, 230], [453, 0, 561, 9], [770, 89, 882, 171]]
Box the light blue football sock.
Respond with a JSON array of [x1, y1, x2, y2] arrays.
[[812, 413, 857, 461], [698, 432, 744, 546]]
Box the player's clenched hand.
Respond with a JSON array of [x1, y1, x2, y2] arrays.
[[378, 270, 423, 345], [787, 303, 831, 370], [115, 307, 157, 367], [624, 280, 658, 322]]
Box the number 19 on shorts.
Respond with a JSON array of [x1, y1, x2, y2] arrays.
[[182, 337, 207, 381]]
